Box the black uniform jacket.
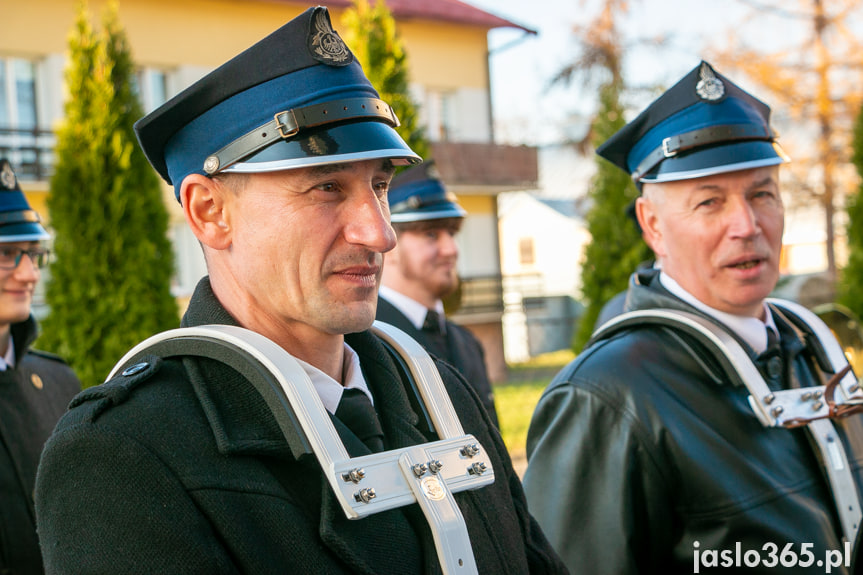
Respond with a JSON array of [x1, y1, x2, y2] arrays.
[[1, 315, 80, 575], [524, 269, 863, 574], [376, 297, 499, 427], [35, 278, 565, 574]]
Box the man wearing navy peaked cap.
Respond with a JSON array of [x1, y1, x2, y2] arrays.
[[34, 8, 566, 573], [524, 61, 863, 574], [378, 161, 500, 428], [0, 159, 80, 575]]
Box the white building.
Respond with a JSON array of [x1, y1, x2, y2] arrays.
[[498, 143, 594, 362]]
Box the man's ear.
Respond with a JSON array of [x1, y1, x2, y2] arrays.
[[636, 194, 665, 258], [180, 174, 232, 250]]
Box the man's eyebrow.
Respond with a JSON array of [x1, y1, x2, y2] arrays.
[[747, 176, 777, 190], [308, 164, 348, 177], [692, 176, 777, 192], [307, 159, 397, 178]]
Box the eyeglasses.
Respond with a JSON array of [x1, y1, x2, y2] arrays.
[[0, 246, 50, 270]]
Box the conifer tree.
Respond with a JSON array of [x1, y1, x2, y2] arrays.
[[341, 0, 429, 160], [558, 0, 653, 352], [39, 1, 178, 386], [572, 82, 651, 351], [838, 102, 863, 320]]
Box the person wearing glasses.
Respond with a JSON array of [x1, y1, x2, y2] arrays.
[[0, 159, 80, 574]]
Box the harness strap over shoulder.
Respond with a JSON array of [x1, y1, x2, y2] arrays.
[[107, 321, 493, 575], [591, 305, 863, 544]]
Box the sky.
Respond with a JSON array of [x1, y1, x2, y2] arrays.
[[462, 0, 810, 147], [460, 0, 863, 267]]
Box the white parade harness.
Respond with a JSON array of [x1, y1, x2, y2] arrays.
[[107, 321, 494, 575], [592, 299, 863, 544]]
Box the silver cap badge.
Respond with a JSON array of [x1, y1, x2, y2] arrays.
[[695, 62, 725, 101], [0, 163, 16, 191], [309, 9, 352, 67]]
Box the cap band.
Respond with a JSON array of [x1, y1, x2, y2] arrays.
[[390, 189, 460, 214], [632, 123, 774, 182], [204, 97, 400, 175], [0, 209, 43, 226]]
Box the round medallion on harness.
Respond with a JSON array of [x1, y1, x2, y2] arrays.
[[421, 476, 446, 501]]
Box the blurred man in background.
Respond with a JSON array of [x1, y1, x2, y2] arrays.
[[378, 161, 499, 427]]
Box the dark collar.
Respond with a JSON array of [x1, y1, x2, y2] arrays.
[[179, 277, 426, 457], [10, 314, 38, 364]]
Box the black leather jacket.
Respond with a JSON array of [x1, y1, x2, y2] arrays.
[[524, 269, 863, 574]]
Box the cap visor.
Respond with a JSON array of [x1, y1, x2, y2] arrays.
[[642, 140, 789, 183], [224, 121, 420, 173], [0, 222, 50, 242], [390, 203, 467, 223]]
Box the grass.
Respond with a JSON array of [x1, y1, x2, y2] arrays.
[[494, 349, 576, 463], [508, 349, 576, 373], [494, 379, 551, 461]]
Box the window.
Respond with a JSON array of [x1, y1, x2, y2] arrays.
[[426, 89, 456, 142], [0, 58, 38, 130], [135, 68, 170, 113], [519, 237, 535, 266], [0, 57, 46, 178]]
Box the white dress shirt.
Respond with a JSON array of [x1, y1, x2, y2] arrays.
[[293, 342, 374, 415], [0, 339, 15, 371], [659, 272, 778, 354], [379, 285, 445, 330]]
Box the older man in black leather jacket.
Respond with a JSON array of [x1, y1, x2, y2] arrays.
[[524, 61, 863, 574]]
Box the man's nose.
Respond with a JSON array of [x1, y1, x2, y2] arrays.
[[726, 197, 760, 239], [13, 253, 40, 280], [438, 231, 459, 257], [344, 190, 397, 253]]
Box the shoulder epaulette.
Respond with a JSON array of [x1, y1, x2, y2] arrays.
[[67, 356, 162, 423]]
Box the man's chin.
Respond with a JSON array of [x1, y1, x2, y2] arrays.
[[333, 302, 376, 334], [433, 280, 459, 300]]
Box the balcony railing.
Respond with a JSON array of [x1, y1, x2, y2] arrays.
[[450, 274, 504, 317], [0, 127, 56, 181]]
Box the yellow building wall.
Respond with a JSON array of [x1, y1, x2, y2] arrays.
[[397, 21, 489, 89], [458, 195, 494, 217], [6, 1, 489, 92], [22, 189, 50, 225]]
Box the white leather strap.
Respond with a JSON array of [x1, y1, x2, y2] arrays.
[[593, 308, 862, 543], [107, 321, 492, 575]]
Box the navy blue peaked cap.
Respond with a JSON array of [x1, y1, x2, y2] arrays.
[[0, 159, 50, 242], [388, 161, 466, 223], [135, 6, 420, 200], [596, 61, 789, 185]]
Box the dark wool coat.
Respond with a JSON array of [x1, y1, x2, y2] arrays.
[[1, 316, 80, 575], [525, 269, 863, 574], [376, 297, 499, 428], [35, 278, 566, 574]]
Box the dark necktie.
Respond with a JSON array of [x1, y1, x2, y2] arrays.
[[423, 309, 445, 335], [757, 327, 784, 385], [335, 388, 385, 452], [421, 309, 449, 358]]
